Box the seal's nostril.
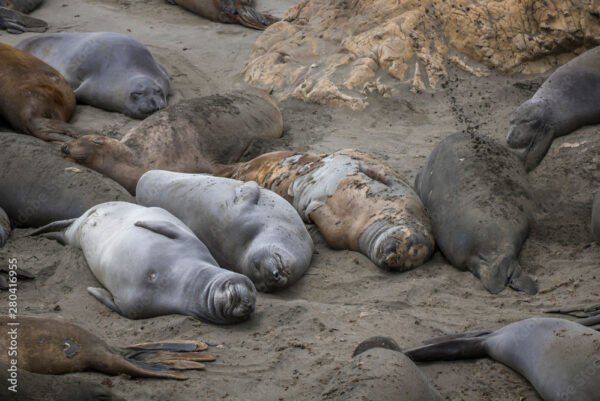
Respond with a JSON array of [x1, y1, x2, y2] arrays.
[[61, 144, 70, 154]]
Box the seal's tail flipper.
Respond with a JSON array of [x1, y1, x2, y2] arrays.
[[405, 336, 489, 362], [472, 256, 537, 295], [506, 259, 538, 295], [28, 218, 77, 245], [0, 7, 47, 34], [232, 0, 279, 30], [122, 340, 215, 372]]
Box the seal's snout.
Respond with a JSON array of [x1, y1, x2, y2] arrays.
[[506, 124, 531, 149], [61, 143, 70, 155], [225, 281, 256, 319]]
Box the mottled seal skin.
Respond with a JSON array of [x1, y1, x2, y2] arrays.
[[0, 43, 80, 142], [31, 202, 256, 324], [0, 133, 133, 228], [0, 206, 9, 248], [0, 316, 216, 380], [321, 337, 443, 401], [168, 0, 279, 30], [406, 318, 600, 401], [61, 90, 283, 194], [415, 132, 538, 295], [1, 361, 125, 401], [593, 190, 600, 244], [507, 46, 600, 171], [225, 149, 434, 271], [17, 32, 170, 119], [0, 6, 47, 34], [136, 170, 313, 292]]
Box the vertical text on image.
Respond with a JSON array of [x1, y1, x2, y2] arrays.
[[6, 257, 19, 393]]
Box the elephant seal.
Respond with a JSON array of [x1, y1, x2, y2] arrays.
[[225, 149, 434, 271], [1, 361, 125, 401], [405, 318, 600, 401], [0, 206, 9, 247], [17, 32, 170, 119], [0, 133, 133, 228], [506, 46, 600, 171], [0, 6, 47, 34], [167, 0, 279, 30], [31, 201, 256, 323], [0, 316, 216, 380], [321, 337, 443, 401], [136, 170, 313, 292], [0, 43, 80, 142], [415, 132, 538, 294], [61, 90, 283, 193], [0, 0, 44, 13], [592, 190, 600, 243]]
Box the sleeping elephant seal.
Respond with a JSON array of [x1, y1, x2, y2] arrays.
[[136, 170, 313, 292], [0, 206, 9, 247], [167, 0, 279, 30], [507, 46, 600, 170], [592, 190, 600, 243], [225, 149, 434, 271], [61, 90, 283, 193], [0, 133, 133, 227], [31, 201, 256, 324], [406, 318, 600, 401], [0, 43, 80, 142], [415, 132, 538, 295], [0, 316, 216, 380], [1, 361, 125, 401], [0, 6, 47, 34], [321, 337, 443, 401], [17, 32, 170, 119]]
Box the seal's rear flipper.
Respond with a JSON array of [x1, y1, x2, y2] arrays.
[[423, 329, 492, 345], [506, 259, 538, 295], [577, 315, 600, 328], [123, 340, 208, 353], [231, 0, 280, 30], [122, 341, 215, 372], [87, 287, 123, 315], [473, 256, 537, 295], [352, 336, 402, 357], [0, 7, 47, 34], [28, 218, 77, 245], [405, 336, 489, 362]]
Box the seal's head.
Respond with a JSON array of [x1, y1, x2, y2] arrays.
[[124, 76, 167, 119], [244, 245, 304, 292], [60, 134, 107, 164], [206, 275, 256, 324]]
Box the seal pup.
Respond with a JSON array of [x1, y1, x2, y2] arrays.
[[0, 206, 9, 247], [136, 170, 313, 292], [1, 361, 125, 401], [507, 46, 600, 170], [321, 337, 443, 401], [0, 133, 133, 228], [0, 316, 216, 380], [225, 149, 435, 271], [415, 132, 538, 294], [17, 32, 170, 119], [61, 90, 283, 193], [167, 0, 279, 30], [405, 318, 600, 401], [0, 43, 81, 142], [592, 189, 600, 243], [31, 201, 256, 324], [0, 6, 47, 34]]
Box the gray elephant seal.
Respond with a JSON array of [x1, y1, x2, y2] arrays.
[[136, 170, 313, 292], [321, 337, 443, 401], [0, 207, 9, 247], [415, 132, 537, 294], [17, 32, 170, 119], [406, 318, 600, 401], [0, 133, 133, 227], [31, 201, 256, 324], [593, 190, 600, 243], [506, 46, 600, 170]]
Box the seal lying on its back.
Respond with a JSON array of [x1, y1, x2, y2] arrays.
[[415, 132, 537, 294], [17, 32, 170, 119], [0, 43, 80, 142], [507, 46, 600, 170], [321, 337, 443, 401], [0, 316, 216, 380], [592, 190, 600, 244], [137, 170, 313, 292], [168, 0, 279, 30], [61, 90, 283, 193], [225, 149, 434, 271], [0, 133, 133, 228], [406, 318, 600, 401], [31, 202, 256, 324]]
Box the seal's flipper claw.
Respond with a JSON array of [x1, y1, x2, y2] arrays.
[[87, 287, 122, 315], [134, 220, 189, 240], [353, 336, 402, 357]]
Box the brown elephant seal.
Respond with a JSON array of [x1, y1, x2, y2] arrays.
[[1, 361, 125, 401], [0, 133, 133, 227], [167, 0, 279, 30], [406, 318, 600, 401], [592, 190, 600, 243], [137, 170, 313, 292], [415, 132, 538, 294], [31, 201, 256, 323], [0, 43, 83, 142], [0, 316, 215, 380], [226, 149, 434, 271], [0, 206, 9, 247], [507, 46, 600, 171], [0, 6, 47, 34], [321, 337, 443, 401], [17, 32, 170, 118], [61, 90, 283, 194]]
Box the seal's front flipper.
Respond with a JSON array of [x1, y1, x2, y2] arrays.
[[405, 336, 489, 362], [233, 181, 261, 205], [353, 336, 402, 357], [0, 7, 47, 34], [87, 287, 122, 315], [134, 220, 190, 240]]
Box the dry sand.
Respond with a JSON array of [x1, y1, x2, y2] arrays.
[[1, 1, 599, 400]]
